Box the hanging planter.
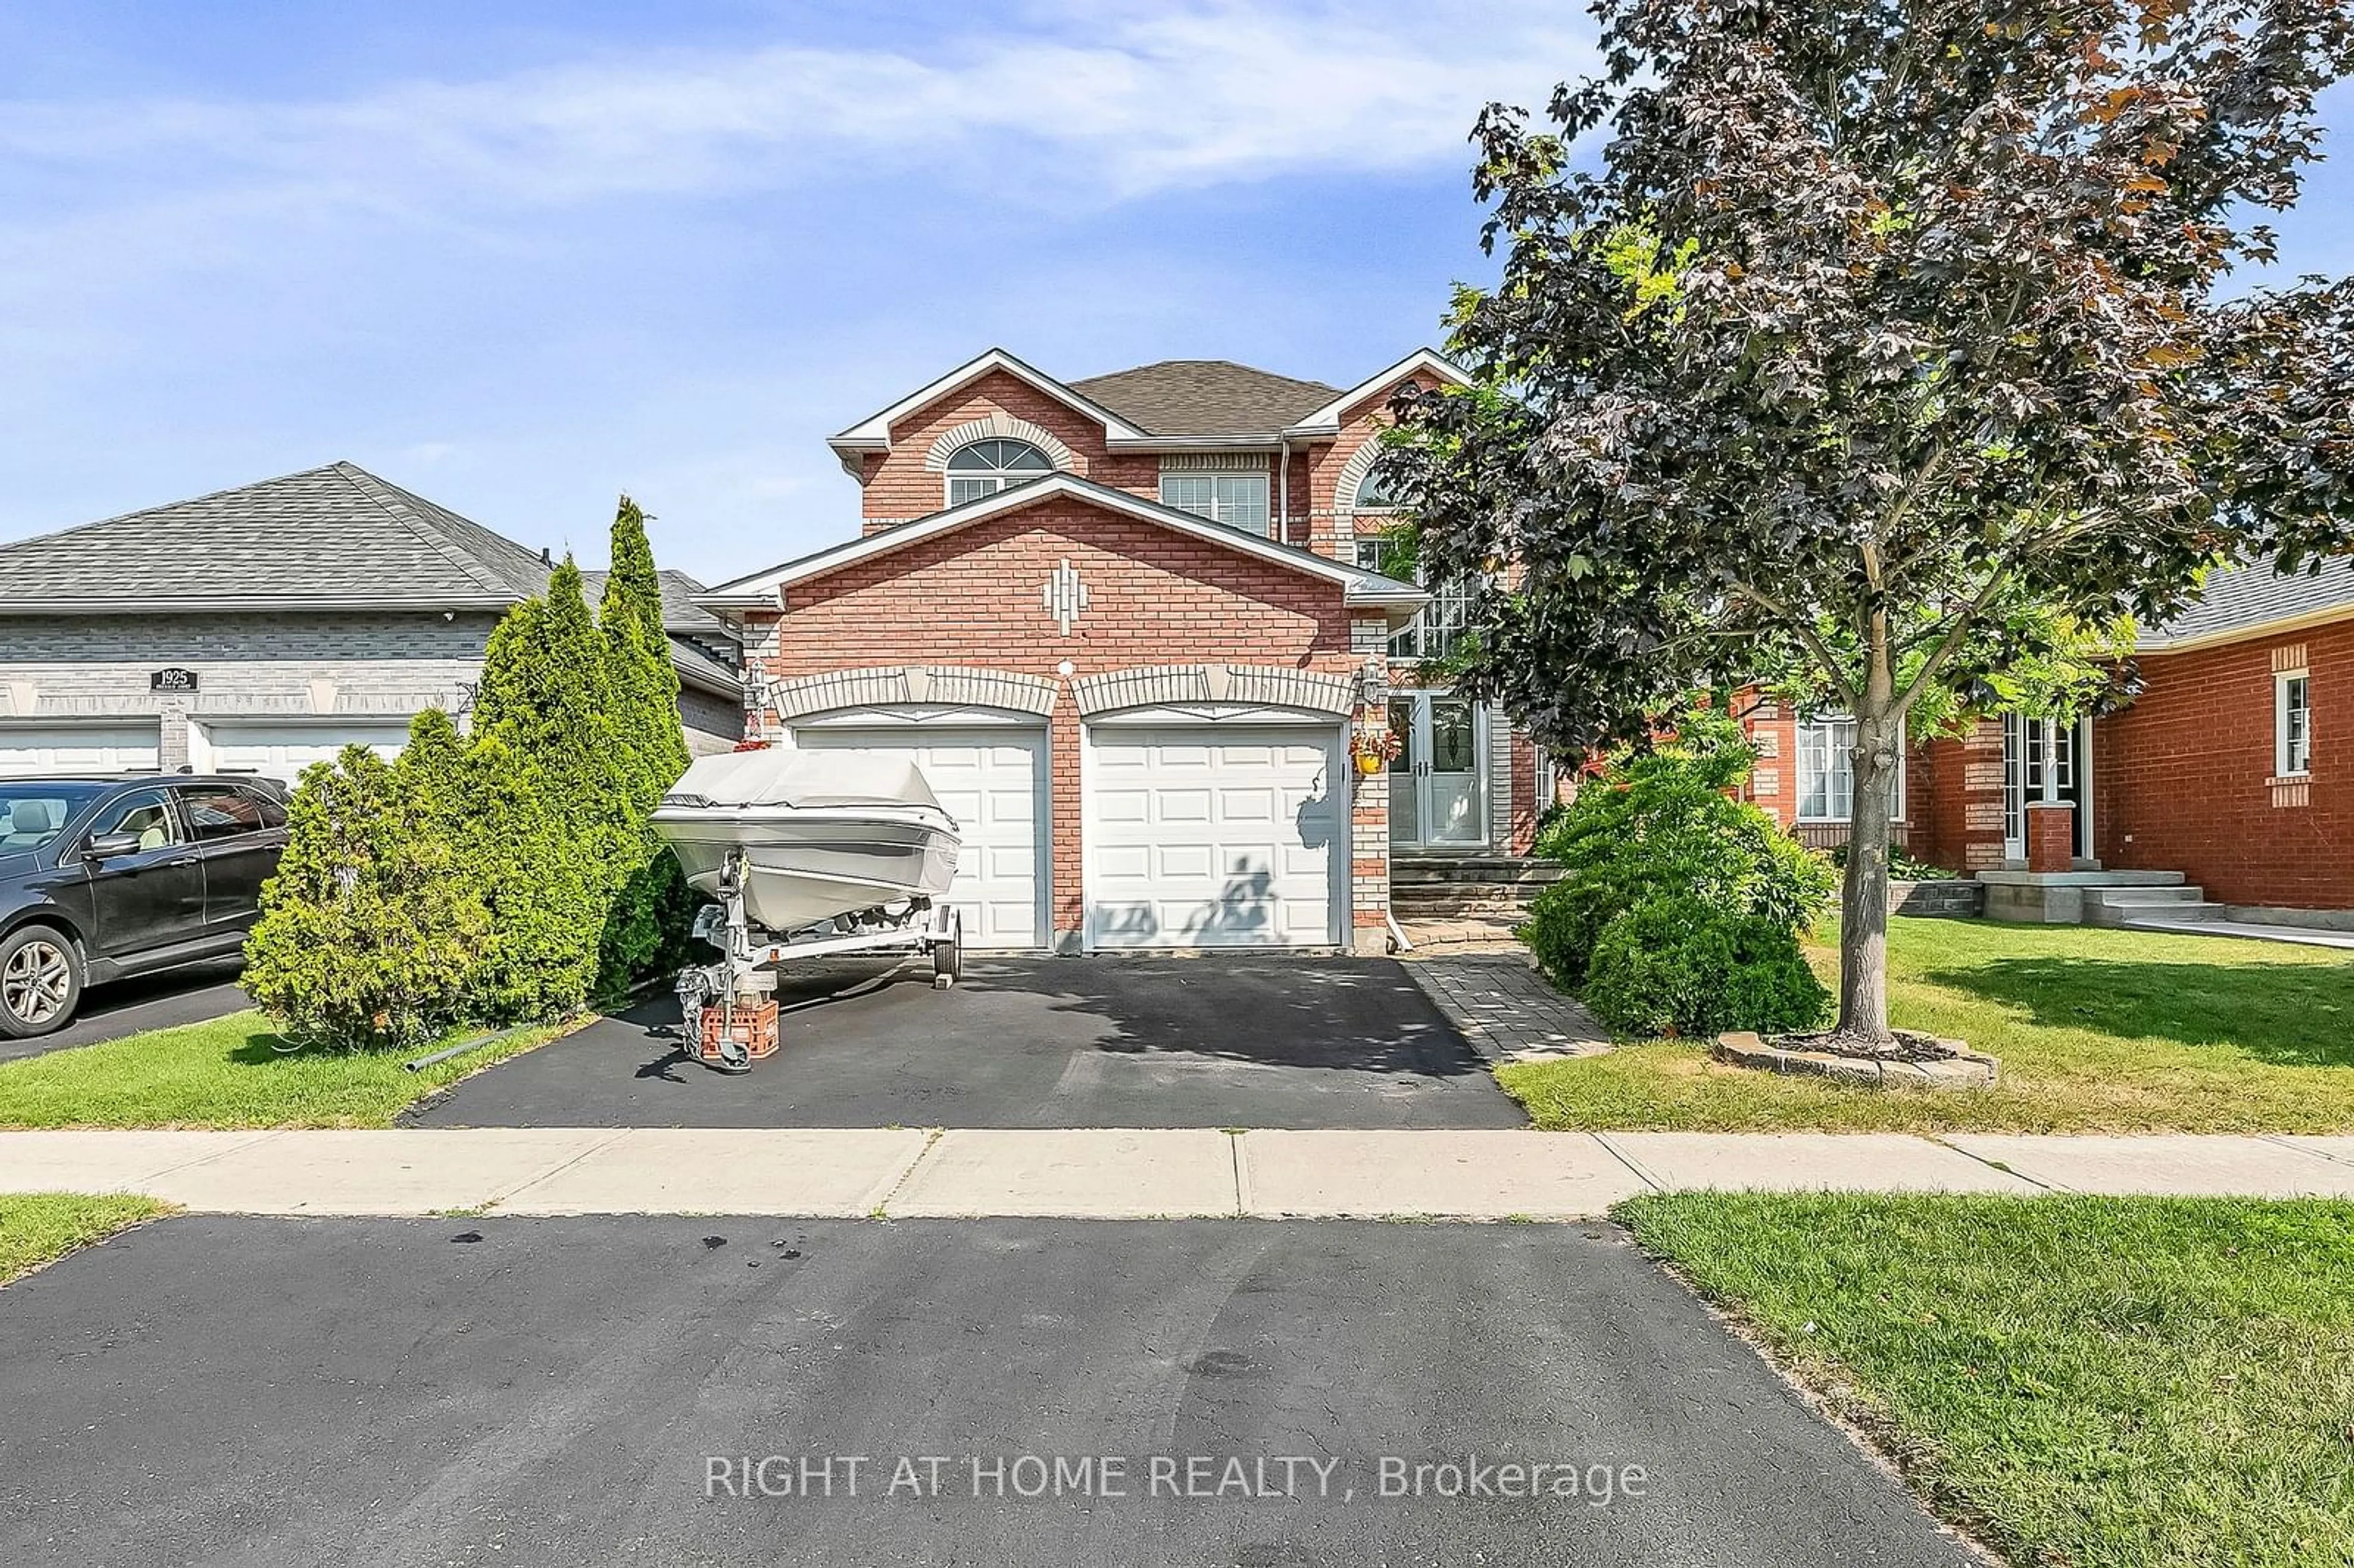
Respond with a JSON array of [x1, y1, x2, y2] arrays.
[[1350, 726, 1403, 776]]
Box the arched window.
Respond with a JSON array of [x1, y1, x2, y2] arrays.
[[946, 438, 1054, 505], [1350, 466, 1400, 511]]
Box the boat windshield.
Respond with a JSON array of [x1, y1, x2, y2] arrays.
[[0, 784, 108, 854]]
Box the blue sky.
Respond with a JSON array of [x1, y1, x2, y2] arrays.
[[2, 2, 2347, 583]]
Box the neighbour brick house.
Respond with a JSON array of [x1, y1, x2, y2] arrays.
[[699, 348, 1545, 955], [1735, 559, 2354, 924]]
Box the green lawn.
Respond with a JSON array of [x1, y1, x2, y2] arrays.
[[1618, 1192, 2354, 1568], [1500, 917, 2354, 1133], [0, 1011, 582, 1129], [0, 1192, 170, 1282]]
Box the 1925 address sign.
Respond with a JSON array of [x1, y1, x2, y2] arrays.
[[150, 668, 199, 692]]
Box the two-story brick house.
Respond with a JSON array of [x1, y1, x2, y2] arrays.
[[698, 348, 1547, 954]]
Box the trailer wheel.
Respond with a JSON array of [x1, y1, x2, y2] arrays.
[[932, 908, 962, 986]]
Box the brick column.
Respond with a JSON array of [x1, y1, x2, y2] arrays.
[[2025, 800, 2076, 874], [1349, 617, 1392, 954], [1956, 719, 2008, 872]]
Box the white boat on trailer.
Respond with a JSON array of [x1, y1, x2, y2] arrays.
[[652, 749, 967, 1071], [654, 749, 961, 932]]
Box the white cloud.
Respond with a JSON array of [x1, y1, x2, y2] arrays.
[[0, 1, 1593, 213]]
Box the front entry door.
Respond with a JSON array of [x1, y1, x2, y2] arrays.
[[2002, 715, 2092, 864], [1388, 694, 1485, 848]]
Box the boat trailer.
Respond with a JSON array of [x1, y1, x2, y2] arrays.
[[674, 848, 963, 1072]]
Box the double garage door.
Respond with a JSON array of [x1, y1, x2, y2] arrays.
[[793, 718, 1344, 952]]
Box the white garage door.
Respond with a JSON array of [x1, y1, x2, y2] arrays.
[[793, 725, 1048, 951], [0, 721, 162, 778], [199, 720, 416, 783], [1086, 723, 1344, 950]]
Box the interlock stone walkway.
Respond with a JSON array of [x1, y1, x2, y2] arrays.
[[1399, 943, 1613, 1062]]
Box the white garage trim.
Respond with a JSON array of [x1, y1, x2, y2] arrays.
[[791, 704, 1043, 730], [790, 718, 1051, 952], [0, 720, 163, 778], [1082, 717, 1350, 952], [192, 718, 416, 783]]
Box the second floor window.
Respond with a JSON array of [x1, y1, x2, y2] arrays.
[[1349, 466, 1399, 512], [1159, 471, 1270, 534], [945, 438, 1054, 506]]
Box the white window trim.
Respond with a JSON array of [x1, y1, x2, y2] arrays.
[[1159, 469, 1272, 535], [1352, 539, 1476, 661], [1794, 715, 1906, 824], [2275, 669, 2313, 778], [942, 438, 1054, 508]]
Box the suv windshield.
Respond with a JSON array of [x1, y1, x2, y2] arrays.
[[0, 784, 109, 854]]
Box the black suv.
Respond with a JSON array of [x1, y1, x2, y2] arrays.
[[0, 775, 291, 1038]]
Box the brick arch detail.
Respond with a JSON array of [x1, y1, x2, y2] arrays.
[[1072, 664, 1355, 718], [766, 665, 1059, 721], [1332, 440, 1400, 520], [922, 412, 1079, 474]]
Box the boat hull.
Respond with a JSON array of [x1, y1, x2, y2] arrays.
[[653, 805, 961, 934]]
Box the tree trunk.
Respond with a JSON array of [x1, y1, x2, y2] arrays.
[[1837, 657, 1901, 1042]]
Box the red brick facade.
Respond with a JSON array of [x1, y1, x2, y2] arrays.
[[2091, 622, 2347, 908], [722, 350, 1558, 955], [1724, 615, 2348, 911], [742, 486, 1401, 951]]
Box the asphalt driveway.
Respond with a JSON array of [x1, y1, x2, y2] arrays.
[[409, 955, 1527, 1129], [0, 1216, 1975, 1567], [0, 959, 248, 1064]]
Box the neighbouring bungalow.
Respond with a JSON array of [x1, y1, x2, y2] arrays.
[[0, 462, 745, 783]]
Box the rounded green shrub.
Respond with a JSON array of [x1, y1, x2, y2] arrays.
[[1582, 895, 1829, 1039], [1520, 706, 1834, 991]]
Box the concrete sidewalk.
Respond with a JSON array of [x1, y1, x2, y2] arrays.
[[4, 1127, 2352, 1218]]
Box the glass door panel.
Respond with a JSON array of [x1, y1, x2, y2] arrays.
[[1425, 698, 1483, 844]]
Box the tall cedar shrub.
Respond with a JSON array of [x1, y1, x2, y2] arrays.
[[243, 746, 488, 1049], [596, 497, 696, 988], [463, 559, 634, 1013], [251, 512, 701, 1040], [1521, 707, 1835, 991], [457, 731, 604, 1019]]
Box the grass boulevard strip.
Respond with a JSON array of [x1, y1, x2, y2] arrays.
[[1621, 1191, 2354, 1568], [0, 1191, 169, 1282], [0, 1013, 586, 1129], [1502, 917, 2354, 1135]]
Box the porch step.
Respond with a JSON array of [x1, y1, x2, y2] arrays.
[[1391, 856, 1561, 919], [1390, 885, 1542, 919], [1390, 856, 1563, 887], [2085, 884, 2228, 927]]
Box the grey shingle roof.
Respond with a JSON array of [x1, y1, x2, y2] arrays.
[[665, 634, 744, 695], [578, 567, 731, 639], [1068, 360, 1341, 438], [0, 461, 554, 610], [2140, 557, 2354, 649]]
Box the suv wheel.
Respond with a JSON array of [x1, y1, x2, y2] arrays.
[[0, 926, 82, 1038]]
